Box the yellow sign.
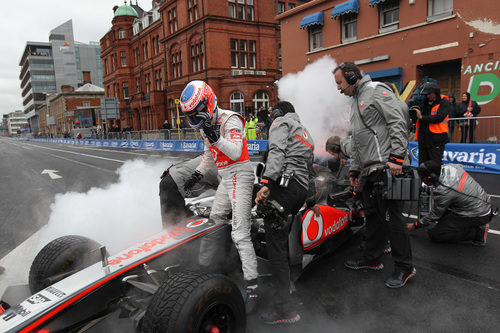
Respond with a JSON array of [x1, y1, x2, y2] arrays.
[[174, 99, 180, 105]]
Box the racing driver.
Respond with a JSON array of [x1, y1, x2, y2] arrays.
[[179, 80, 259, 305]]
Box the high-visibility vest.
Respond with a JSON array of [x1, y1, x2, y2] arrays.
[[415, 95, 449, 139]]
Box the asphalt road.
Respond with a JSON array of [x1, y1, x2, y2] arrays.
[[0, 137, 499, 332]]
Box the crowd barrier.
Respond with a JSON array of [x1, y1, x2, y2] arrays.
[[409, 142, 499, 174], [12, 137, 498, 174]]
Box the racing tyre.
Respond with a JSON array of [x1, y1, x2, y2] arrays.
[[140, 271, 246, 333], [28, 235, 103, 294]]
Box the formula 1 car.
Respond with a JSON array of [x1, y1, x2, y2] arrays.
[[0, 165, 363, 333]]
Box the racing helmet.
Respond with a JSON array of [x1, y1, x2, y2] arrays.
[[179, 80, 218, 129]]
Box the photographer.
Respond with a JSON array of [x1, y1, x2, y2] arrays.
[[333, 62, 415, 288], [409, 161, 494, 246], [255, 101, 317, 325]]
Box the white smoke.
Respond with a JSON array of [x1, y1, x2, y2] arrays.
[[38, 159, 168, 253], [277, 55, 351, 152]]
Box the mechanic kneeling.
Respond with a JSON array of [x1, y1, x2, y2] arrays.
[[408, 161, 495, 245], [255, 101, 318, 325]]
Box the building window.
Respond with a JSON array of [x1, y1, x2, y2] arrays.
[[342, 13, 357, 43], [230, 39, 256, 69], [188, 0, 199, 23], [253, 91, 269, 110], [278, 2, 285, 14], [289, 3, 295, 10], [118, 28, 126, 39], [123, 82, 129, 98], [230, 91, 244, 113], [191, 41, 205, 72], [155, 35, 160, 55], [155, 70, 162, 90], [379, 0, 399, 33], [136, 77, 140, 93], [168, 8, 178, 34], [120, 51, 127, 67], [145, 73, 151, 93], [309, 25, 323, 51], [112, 54, 116, 70], [172, 51, 182, 78], [428, 0, 453, 20], [228, 0, 254, 20]]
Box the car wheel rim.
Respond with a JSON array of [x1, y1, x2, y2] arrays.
[[199, 303, 235, 333]]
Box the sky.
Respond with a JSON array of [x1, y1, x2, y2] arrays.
[[0, 1, 146, 118]]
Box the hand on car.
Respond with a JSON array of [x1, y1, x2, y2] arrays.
[[255, 186, 270, 204], [407, 222, 416, 231]]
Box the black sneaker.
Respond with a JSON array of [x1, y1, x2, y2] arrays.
[[472, 224, 488, 246], [260, 309, 301, 325], [385, 267, 416, 288], [345, 258, 384, 270]]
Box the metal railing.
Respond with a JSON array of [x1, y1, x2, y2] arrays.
[[448, 116, 500, 143]]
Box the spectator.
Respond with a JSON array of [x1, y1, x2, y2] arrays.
[[457, 92, 481, 143], [161, 119, 172, 130], [448, 93, 457, 142], [412, 82, 450, 166], [255, 100, 317, 325], [408, 161, 494, 245], [256, 106, 268, 123], [333, 62, 415, 288], [159, 155, 219, 228], [245, 112, 258, 140]]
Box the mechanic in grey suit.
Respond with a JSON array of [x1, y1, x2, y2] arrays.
[[159, 155, 219, 228]]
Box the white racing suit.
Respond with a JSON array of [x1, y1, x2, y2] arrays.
[[196, 108, 258, 282]]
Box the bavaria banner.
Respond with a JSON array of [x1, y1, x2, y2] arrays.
[[408, 142, 500, 174]]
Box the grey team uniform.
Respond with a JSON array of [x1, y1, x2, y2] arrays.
[[196, 108, 258, 282]]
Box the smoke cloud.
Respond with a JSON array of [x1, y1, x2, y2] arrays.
[[277, 55, 351, 152], [38, 159, 169, 253]]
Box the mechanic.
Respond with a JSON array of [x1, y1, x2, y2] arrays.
[[159, 155, 219, 228], [408, 161, 494, 245], [411, 82, 450, 166], [333, 62, 415, 288], [255, 100, 318, 325], [179, 80, 259, 304]]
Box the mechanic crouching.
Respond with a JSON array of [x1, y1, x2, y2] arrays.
[[408, 161, 495, 245], [333, 62, 415, 288], [255, 101, 318, 325], [159, 155, 219, 228], [179, 80, 260, 304]]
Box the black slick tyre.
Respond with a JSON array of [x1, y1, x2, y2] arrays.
[[140, 271, 246, 333], [28, 235, 102, 293]]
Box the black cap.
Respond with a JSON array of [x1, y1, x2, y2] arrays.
[[421, 82, 439, 95]]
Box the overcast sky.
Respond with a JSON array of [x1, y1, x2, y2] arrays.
[[0, 1, 147, 118]]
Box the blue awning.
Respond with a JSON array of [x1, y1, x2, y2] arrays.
[[331, 0, 360, 19], [300, 11, 324, 29], [369, 0, 387, 6], [366, 67, 402, 79]]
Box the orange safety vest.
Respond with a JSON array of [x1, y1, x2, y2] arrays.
[[415, 95, 449, 139]]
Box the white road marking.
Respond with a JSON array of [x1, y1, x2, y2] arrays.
[[25, 143, 125, 163], [41, 169, 62, 179]]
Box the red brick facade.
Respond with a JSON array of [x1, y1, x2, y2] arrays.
[[278, 0, 500, 140], [101, 0, 302, 131]]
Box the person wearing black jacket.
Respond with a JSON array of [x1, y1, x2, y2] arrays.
[[412, 82, 450, 166], [448, 93, 457, 142], [457, 92, 481, 143]]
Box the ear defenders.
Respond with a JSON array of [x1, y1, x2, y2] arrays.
[[418, 162, 439, 183], [339, 62, 358, 85]]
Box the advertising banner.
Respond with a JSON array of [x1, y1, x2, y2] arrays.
[[409, 142, 500, 174]]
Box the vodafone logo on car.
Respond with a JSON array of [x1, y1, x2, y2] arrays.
[[302, 206, 350, 250]]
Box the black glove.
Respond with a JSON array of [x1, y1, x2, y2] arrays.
[[184, 170, 204, 192], [202, 121, 220, 144]]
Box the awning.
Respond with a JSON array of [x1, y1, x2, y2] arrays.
[[331, 0, 360, 19], [369, 0, 387, 6], [300, 11, 324, 29]]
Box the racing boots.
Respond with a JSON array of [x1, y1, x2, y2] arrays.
[[260, 308, 301, 325], [472, 224, 488, 246], [344, 258, 384, 270], [384, 267, 416, 288], [245, 279, 259, 314]]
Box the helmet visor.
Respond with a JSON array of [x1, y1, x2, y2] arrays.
[[185, 102, 209, 129]]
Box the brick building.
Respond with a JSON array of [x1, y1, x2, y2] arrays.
[[101, 0, 304, 131], [278, 0, 500, 140]]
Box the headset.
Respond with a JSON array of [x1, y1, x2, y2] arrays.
[[326, 143, 341, 155], [339, 62, 359, 85], [270, 107, 284, 120], [417, 162, 440, 184]]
